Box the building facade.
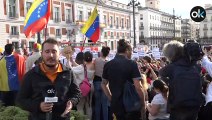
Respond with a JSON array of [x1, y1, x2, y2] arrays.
[[199, 6, 212, 45], [181, 19, 200, 43], [138, 7, 181, 50], [0, 0, 138, 51]]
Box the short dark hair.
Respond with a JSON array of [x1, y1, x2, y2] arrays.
[[143, 56, 152, 63], [5, 44, 14, 55], [42, 38, 59, 51], [101, 46, 110, 57], [75, 52, 84, 65], [117, 39, 132, 53], [84, 51, 93, 62]]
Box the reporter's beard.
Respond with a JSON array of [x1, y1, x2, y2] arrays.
[[45, 64, 57, 68], [43, 61, 59, 68]]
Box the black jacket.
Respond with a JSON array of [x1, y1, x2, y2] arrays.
[[16, 64, 81, 120]]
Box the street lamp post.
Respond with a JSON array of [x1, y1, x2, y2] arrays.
[[173, 8, 175, 39], [172, 8, 181, 40], [128, 0, 140, 49]]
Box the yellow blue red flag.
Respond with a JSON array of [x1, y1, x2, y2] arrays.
[[81, 6, 100, 43], [24, 0, 51, 38]]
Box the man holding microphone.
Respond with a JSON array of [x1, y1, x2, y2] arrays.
[[16, 38, 81, 120]]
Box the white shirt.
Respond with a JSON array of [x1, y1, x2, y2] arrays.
[[72, 65, 84, 86], [206, 82, 212, 105], [71, 65, 94, 86], [202, 56, 212, 77], [148, 93, 170, 120], [25, 52, 41, 72]]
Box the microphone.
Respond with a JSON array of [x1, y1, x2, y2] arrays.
[[43, 85, 58, 120]]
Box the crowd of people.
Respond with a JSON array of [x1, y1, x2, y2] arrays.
[[0, 38, 212, 120]]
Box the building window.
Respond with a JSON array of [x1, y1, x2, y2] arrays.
[[111, 32, 114, 38], [204, 31, 207, 37], [66, 9, 71, 23], [104, 32, 107, 38], [9, 0, 16, 17], [87, 11, 91, 19], [12, 42, 19, 49], [103, 15, 106, 24], [110, 16, 113, 27], [121, 18, 124, 28], [11, 26, 18, 35], [56, 29, 61, 37], [54, 7, 60, 22], [78, 10, 83, 21], [26, 2, 32, 13], [111, 41, 114, 50], [140, 14, 143, 20], [116, 17, 119, 28], [126, 19, 129, 28], [204, 24, 207, 28], [140, 31, 144, 36]]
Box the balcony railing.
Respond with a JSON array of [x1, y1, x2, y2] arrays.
[[56, 34, 61, 38], [203, 19, 208, 22], [104, 35, 107, 38], [111, 36, 114, 39], [8, 12, 18, 18], [10, 32, 19, 36], [116, 26, 119, 29], [110, 25, 113, 28], [139, 26, 144, 30], [42, 33, 49, 37], [203, 27, 208, 31], [54, 18, 61, 23], [66, 19, 72, 23], [10, 32, 19, 38], [117, 36, 119, 38]]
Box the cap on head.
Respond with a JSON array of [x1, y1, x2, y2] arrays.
[[33, 43, 41, 50]]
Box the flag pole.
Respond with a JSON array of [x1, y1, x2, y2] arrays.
[[95, 0, 99, 6], [81, 36, 86, 52], [45, 24, 47, 41]]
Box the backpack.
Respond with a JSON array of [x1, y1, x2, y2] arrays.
[[79, 64, 91, 97], [123, 80, 141, 112], [168, 63, 203, 109]]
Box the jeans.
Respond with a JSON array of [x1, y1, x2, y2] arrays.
[[93, 81, 109, 120], [170, 107, 199, 120]]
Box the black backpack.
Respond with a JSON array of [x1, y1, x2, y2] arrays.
[[168, 63, 203, 109]]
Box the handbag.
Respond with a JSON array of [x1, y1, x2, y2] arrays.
[[123, 80, 141, 112], [79, 64, 91, 97]]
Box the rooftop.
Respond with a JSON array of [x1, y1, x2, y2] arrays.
[[205, 6, 212, 10]]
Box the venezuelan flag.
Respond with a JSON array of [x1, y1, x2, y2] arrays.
[[24, 0, 51, 38], [81, 6, 100, 43], [0, 54, 25, 91]]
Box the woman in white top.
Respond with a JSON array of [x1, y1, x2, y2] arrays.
[[147, 80, 170, 120], [73, 51, 95, 120]]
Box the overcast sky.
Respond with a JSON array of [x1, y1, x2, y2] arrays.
[[114, 0, 211, 19]]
